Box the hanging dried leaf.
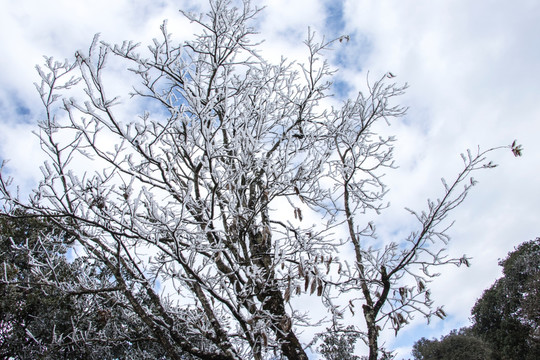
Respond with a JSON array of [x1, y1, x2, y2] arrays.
[[317, 281, 323, 296], [310, 277, 317, 295], [399, 287, 407, 303], [511, 140, 523, 157], [397, 313, 407, 324], [418, 280, 425, 292], [262, 225, 271, 240], [434, 307, 447, 319], [284, 286, 291, 302], [425, 290, 431, 302], [261, 332, 268, 347]]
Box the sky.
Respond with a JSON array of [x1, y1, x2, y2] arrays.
[[0, 0, 539, 358]]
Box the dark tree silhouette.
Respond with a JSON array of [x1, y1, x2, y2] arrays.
[[471, 238, 540, 359]]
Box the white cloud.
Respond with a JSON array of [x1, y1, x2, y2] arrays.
[[340, 0, 540, 357]]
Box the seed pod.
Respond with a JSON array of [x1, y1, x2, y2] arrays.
[[317, 279, 323, 297], [298, 261, 304, 278], [261, 332, 268, 347]]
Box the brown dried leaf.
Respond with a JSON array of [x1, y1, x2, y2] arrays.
[[261, 332, 268, 347], [317, 282, 323, 297], [397, 313, 407, 324]]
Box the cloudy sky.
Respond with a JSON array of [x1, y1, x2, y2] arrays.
[[1, 0, 539, 358]]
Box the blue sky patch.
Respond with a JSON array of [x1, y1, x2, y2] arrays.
[[324, 1, 346, 36], [1, 92, 34, 123], [16, 104, 30, 116], [332, 79, 352, 99]]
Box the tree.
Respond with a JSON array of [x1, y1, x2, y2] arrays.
[[411, 328, 493, 360], [471, 238, 540, 359], [0, 0, 520, 359], [0, 211, 199, 359], [314, 326, 362, 360], [0, 212, 76, 359], [411, 238, 540, 360]]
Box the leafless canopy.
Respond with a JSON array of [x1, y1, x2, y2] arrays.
[[0, 1, 518, 359]]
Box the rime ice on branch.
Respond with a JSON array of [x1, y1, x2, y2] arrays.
[[0, 1, 520, 359]]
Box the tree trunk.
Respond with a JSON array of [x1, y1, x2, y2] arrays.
[[260, 287, 309, 360], [363, 305, 379, 360], [251, 229, 308, 360]]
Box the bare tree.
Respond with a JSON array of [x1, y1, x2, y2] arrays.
[[326, 143, 521, 360], [0, 0, 521, 359]]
